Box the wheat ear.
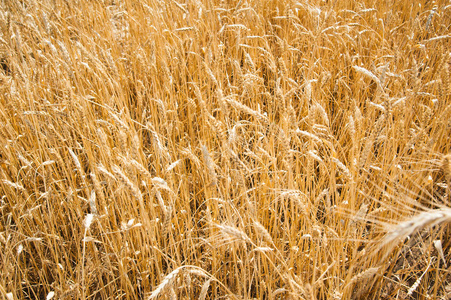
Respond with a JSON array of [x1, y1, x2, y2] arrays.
[[381, 208, 451, 253]]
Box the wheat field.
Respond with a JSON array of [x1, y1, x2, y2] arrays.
[[0, 0, 450, 299]]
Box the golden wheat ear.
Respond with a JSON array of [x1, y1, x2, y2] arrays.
[[442, 154, 451, 182], [441, 56, 450, 100], [378, 208, 451, 262]]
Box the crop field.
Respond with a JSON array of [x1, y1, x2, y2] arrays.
[[0, 0, 450, 299]]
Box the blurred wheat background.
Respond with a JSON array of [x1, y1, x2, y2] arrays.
[[0, 0, 451, 299]]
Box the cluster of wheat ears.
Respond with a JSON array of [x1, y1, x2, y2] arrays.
[[0, 0, 450, 299]]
